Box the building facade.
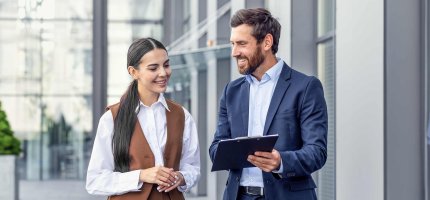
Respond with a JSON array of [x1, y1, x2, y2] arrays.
[[0, 0, 428, 199]]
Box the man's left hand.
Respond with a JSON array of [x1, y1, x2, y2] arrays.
[[247, 149, 281, 172]]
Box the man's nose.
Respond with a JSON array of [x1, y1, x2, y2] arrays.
[[231, 45, 240, 57]]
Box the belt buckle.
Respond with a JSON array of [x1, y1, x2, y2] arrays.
[[246, 186, 264, 196]]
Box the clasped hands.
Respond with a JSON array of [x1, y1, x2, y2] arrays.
[[139, 166, 185, 192], [247, 149, 281, 172]]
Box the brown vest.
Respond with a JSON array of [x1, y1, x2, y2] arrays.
[[107, 99, 185, 200]]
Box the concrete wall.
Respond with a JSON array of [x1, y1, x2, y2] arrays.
[[385, 0, 425, 199], [336, 1, 384, 199]]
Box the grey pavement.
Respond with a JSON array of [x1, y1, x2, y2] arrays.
[[20, 180, 106, 200]]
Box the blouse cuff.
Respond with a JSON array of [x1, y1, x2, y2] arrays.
[[177, 171, 190, 192], [116, 169, 142, 192]]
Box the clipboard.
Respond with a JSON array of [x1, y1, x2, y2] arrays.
[[211, 134, 279, 171]]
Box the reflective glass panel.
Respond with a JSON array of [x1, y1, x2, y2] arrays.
[[0, 0, 92, 182], [318, 0, 335, 37], [317, 34, 336, 200]]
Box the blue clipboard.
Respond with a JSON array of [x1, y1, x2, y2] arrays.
[[211, 134, 279, 171]]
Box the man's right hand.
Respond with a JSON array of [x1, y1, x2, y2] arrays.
[[139, 166, 177, 187]]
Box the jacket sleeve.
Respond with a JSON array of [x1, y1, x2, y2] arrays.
[[209, 83, 232, 163], [279, 77, 328, 178]]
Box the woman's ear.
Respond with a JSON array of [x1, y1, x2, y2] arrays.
[[128, 66, 137, 79]]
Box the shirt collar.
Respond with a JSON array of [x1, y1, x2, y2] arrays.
[[136, 93, 170, 112], [245, 58, 283, 84]]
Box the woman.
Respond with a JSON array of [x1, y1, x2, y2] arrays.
[[86, 38, 200, 200]]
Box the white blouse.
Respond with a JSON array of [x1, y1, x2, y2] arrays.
[[86, 95, 200, 196]]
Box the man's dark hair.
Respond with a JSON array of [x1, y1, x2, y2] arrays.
[[230, 8, 281, 54]]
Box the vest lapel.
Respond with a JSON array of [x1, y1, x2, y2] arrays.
[[163, 100, 185, 170]]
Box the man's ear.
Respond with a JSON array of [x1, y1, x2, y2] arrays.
[[128, 66, 137, 79], [263, 34, 273, 52]]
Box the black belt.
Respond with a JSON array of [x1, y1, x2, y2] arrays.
[[239, 186, 264, 196]]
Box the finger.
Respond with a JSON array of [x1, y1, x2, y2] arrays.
[[157, 185, 168, 192], [251, 153, 279, 166], [249, 154, 269, 164], [247, 157, 261, 167], [254, 151, 273, 158], [248, 156, 273, 171], [157, 170, 176, 185], [161, 168, 177, 180], [157, 167, 174, 175], [249, 159, 271, 172], [159, 167, 174, 173], [166, 171, 178, 184], [156, 176, 171, 186], [161, 174, 180, 193], [156, 179, 170, 187], [164, 181, 180, 192], [256, 160, 279, 172]]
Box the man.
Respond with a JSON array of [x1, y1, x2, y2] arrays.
[[209, 8, 328, 200]]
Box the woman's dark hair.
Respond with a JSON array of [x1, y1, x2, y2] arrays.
[[113, 37, 167, 172], [230, 8, 281, 54]]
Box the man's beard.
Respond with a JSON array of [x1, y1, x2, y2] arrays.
[[238, 46, 265, 75]]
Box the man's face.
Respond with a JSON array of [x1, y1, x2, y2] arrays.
[[230, 24, 265, 75]]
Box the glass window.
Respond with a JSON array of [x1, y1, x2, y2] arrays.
[[107, 1, 163, 105], [317, 40, 336, 200], [108, 0, 163, 21], [0, 0, 92, 182], [317, 0, 336, 200], [318, 0, 335, 37], [0, 1, 94, 199]]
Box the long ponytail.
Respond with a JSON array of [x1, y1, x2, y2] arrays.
[[112, 80, 140, 172]]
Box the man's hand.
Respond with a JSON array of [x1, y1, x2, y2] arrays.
[[247, 149, 281, 172], [139, 166, 176, 187], [157, 171, 186, 192]]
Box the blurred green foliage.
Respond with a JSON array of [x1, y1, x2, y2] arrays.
[[0, 101, 21, 155]]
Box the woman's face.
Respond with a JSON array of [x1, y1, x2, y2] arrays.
[[130, 48, 171, 96]]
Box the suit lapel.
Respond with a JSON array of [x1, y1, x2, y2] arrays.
[[263, 63, 292, 135], [240, 80, 250, 137]]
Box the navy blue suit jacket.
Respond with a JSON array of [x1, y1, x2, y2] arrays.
[[209, 63, 328, 200]]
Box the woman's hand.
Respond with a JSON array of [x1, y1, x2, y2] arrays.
[[157, 171, 186, 192], [139, 166, 177, 187]]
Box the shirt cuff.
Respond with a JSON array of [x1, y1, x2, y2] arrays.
[[272, 160, 284, 174], [116, 169, 142, 192], [177, 171, 190, 193]]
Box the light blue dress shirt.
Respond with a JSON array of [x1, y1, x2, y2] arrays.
[[240, 58, 284, 187]]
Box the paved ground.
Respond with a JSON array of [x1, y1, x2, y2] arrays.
[[20, 180, 106, 200], [19, 180, 201, 200]]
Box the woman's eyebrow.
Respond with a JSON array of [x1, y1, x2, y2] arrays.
[[146, 63, 159, 67]]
